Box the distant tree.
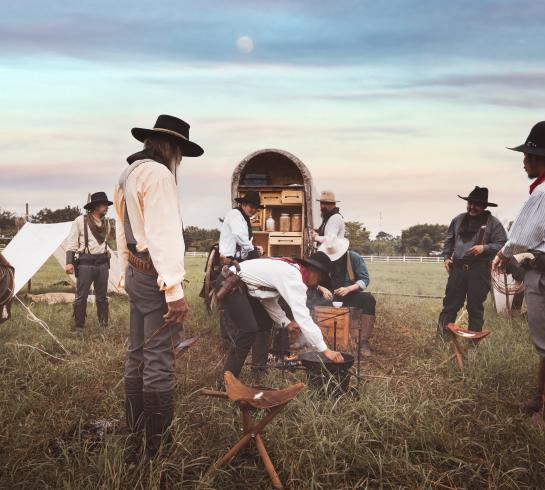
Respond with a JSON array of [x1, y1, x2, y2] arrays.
[[184, 226, 220, 252], [345, 221, 371, 254], [0, 208, 17, 236], [400, 223, 447, 255], [370, 231, 401, 255], [31, 205, 82, 223], [375, 231, 394, 241]]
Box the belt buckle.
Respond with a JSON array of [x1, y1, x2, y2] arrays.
[[462, 264, 470, 272]]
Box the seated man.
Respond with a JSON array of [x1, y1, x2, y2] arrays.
[[216, 251, 345, 380], [317, 236, 376, 357]]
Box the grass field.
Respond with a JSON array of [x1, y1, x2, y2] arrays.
[[1, 257, 545, 489]]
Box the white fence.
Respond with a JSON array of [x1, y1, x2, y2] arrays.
[[184, 251, 442, 263], [362, 255, 442, 263]]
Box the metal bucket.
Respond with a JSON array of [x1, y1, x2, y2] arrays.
[[299, 351, 354, 396]]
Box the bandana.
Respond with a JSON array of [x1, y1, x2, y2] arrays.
[[530, 173, 545, 194], [87, 213, 109, 244]]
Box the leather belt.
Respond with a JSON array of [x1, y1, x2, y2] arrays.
[[128, 251, 158, 277]]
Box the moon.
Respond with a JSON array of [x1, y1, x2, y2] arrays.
[[236, 36, 254, 54]]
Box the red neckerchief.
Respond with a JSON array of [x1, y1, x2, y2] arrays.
[[530, 173, 545, 194], [270, 257, 309, 284]]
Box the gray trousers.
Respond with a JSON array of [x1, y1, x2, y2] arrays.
[[525, 269, 545, 359], [75, 263, 108, 306], [124, 265, 181, 391]]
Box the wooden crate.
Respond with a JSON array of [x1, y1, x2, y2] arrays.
[[260, 191, 282, 205], [312, 306, 351, 349], [281, 189, 304, 204]]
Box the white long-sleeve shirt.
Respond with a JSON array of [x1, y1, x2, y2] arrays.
[[219, 208, 255, 260], [66, 214, 109, 254], [501, 181, 545, 258], [315, 214, 345, 244], [235, 259, 328, 352], [114, 159, 186, 301]]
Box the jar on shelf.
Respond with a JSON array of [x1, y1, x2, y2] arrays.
[[265, 215, 276, 232], [279, 213, 291, 233], [291, 214, 302, 232]]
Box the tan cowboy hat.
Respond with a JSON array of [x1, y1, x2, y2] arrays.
[[318, 235, 349, 262], [317, 190, 340, 203]]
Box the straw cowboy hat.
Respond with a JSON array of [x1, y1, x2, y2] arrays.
[[317, 190, 340, 203], [84, 191, 113, 211], [508, 121, 545, 158], [131, 114, 204, 157], [318, 235, 350, 262], [457, 186, 497, 207]]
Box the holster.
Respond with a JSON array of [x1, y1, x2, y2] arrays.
[[214, 262, 242, 302], [530, 251, 545, 273]]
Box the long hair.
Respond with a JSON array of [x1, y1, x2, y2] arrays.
[[143, 136, 182, 168]]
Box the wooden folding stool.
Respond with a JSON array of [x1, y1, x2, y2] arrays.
[[442, 323, 490, 372], [202, 372, 305, 489]]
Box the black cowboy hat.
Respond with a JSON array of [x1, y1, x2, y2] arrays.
[[508, 121, 545, 158], [235, 191, 263, 209], [295, 251, 332, 289], [458, 186, 497, 207], [84, 191, 113, 211], [131, 115, 204, 157]]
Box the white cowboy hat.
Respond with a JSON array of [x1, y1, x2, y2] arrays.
[[318, 235, 349, 262]]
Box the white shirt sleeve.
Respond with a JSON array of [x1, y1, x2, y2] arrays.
[[316, 214, 345, 242], [502, 189, 545, 257], [141, 166, 186, 301], [272, 267, 328, 352], [65, 216, 81, 253], [229, 211, 254, 256]]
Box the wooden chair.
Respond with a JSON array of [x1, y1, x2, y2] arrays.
[[442, 323, 490, 372], [202, 372, 305, 489]]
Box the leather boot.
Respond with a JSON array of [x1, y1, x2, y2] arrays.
[[73, 301, 86, 334], [351, 314, 375, 357], [143, 390, 175, 459], [124, 377, 144, 463], [97, 300, 109, 328], [520, 358, 545, 414]]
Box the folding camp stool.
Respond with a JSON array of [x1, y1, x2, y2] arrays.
[[442, 323, 490, 372], [202, 371, 305, 489]]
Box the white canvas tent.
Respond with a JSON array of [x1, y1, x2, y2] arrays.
[[2, 222, 125, 295]]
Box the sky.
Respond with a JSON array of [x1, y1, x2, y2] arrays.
[[1, 0, 545, 236]]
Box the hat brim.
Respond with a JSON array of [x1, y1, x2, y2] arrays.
[[84, 200, 113, 210], [234, 197, 264, 209], [294, 257, 332, 289], [507, 145, 545, 158], [457, 195, 497, 207], [131, 128, 204, 157], [318, 238, 350, 262], [316, 199, 340, 203]]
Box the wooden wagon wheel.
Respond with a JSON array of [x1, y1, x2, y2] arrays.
[[203, 245, 219, 312]]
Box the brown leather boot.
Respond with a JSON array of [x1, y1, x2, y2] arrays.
[[351, 314, 375, 357], [520, 358, 545, 414]]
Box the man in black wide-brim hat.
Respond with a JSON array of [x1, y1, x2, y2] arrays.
[[493, 121, 545, 422], [438, 186, 507, 336], [66, 191, 113, 334], [114, 114, 203, 460]]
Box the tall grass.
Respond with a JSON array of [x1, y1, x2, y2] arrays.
[[1, 258, 544, 488]]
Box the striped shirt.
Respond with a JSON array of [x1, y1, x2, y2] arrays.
[[501, 181, 545, 258]]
